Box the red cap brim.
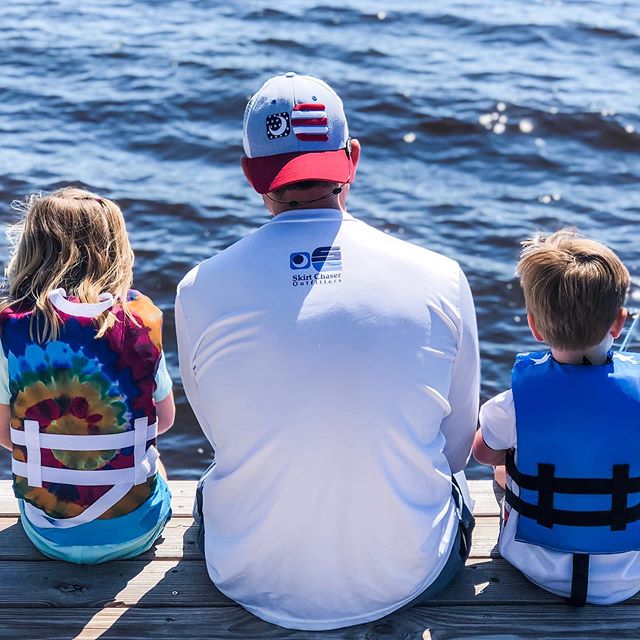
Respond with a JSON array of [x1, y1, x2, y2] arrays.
[[244, 149, 353, 194]]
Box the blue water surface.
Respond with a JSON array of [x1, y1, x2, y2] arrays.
[[0, 0, 638, 478]]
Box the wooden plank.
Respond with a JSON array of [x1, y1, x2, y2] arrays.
[[0, 515, 501, 561], [0, 487, 21, 517], [0, 558, 231, 608], [1, 605, 638, 640], [166, 480, 199, 517], [468, 479, 502, 517], [469, 517, 500, 558], [0, 557, 620, 608], [0, 479, 502, 518]]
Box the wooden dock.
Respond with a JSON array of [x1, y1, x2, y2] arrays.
[[0, 480, 637, 639]]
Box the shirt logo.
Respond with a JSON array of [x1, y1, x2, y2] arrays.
[[292, 103, 329, 141], [266, 112, 291, 139], [289, 246, 342, 286]]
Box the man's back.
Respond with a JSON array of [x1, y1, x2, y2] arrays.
[[176, 207, 478, 629]]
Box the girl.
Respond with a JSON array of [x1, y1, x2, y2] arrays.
[[0, 187, 174, 563]]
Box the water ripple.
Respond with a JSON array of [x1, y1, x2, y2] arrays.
[[0, 0, 638, 479]]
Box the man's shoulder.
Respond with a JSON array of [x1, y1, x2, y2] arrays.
[[360, 221, 461, 276], [176, 263, 200, 296], [176, 253, 223, 300], [177, 214, 465, 299], [176, 229, 262, 298]]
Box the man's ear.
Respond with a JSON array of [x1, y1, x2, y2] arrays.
[[527, 312, 544, 342], [611, 307, 628, 339], [241, 156, 253, 186], [348, 139, 361, 183]]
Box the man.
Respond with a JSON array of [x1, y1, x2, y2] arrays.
[[175, 73, 479, 631]]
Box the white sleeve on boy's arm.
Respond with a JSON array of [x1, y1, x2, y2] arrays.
[[479, 389, 517, 451]]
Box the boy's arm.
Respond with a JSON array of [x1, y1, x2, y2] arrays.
[[473, 389, 517, 467], [472, 429, 507, 465]]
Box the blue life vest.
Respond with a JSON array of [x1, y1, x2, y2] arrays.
[[506, 350, 640, 555]]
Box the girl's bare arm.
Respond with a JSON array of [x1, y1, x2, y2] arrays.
[[157, 391, 176, 435], [0, 404, 10, 450]]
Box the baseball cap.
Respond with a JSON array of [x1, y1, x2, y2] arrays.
[[242, 72, 355, 194]]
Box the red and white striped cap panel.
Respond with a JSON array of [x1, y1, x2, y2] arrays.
[[292, 103, 329, 142]]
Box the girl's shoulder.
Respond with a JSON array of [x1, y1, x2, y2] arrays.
[[124, 290, 163, 350], [125, 289, 162, 320], [0, 302, 32, 328]]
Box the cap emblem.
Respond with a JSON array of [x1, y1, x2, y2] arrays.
[[292, 103, 329, 141], [266, 112, 291, 139]]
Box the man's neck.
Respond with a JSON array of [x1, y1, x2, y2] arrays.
[[276, 202, 343, 216], [265, 189, 347, 217], [271, 199, 344, 217]]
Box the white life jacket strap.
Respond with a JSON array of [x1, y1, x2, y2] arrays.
[[23, 482, 133, 529], [20, 444, 160, 529], [140, 443, 160, 477], [24, 420, 42, 488], [12, 447, 159, 486], [134, 417, 149, 485], [48, 288, 114, 317], [10, 422, 158, 451]]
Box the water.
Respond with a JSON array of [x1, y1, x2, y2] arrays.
[[0, 0, 638, 479]]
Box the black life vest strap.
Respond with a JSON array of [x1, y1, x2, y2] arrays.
[[505, 451, 638, 530], [504, 486, 640, 527], [566, 553, 589, 607], [505, 451, 640, 495]]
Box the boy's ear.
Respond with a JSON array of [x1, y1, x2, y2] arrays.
[[527, 312, 544, 342], [610, 308, 628, 339]]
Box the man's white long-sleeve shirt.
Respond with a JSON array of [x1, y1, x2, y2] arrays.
[[176, 208, 479, 630]]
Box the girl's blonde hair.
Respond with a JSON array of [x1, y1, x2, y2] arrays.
[[1, 187, 135, 342]]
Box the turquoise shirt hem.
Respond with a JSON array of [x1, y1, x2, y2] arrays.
[[19, 475, 172, 564]]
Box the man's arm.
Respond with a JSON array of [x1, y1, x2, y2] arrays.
[[439, 268, 480, 474], [175, 292, 207, 432]]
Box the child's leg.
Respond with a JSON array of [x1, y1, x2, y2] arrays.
[[157, 458, 168, 480], [493, 465, 506, 489]]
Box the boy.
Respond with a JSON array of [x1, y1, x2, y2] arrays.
[[473, 229, 640, 606]]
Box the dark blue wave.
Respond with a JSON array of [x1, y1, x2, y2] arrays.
[[0, 0, 638, 478]]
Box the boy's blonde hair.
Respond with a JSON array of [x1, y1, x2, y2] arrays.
[[517, 228, 629, 351], [1, 187, 135, 341]]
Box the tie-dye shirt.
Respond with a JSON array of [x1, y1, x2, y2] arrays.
[[0, 290, 171, 520]]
